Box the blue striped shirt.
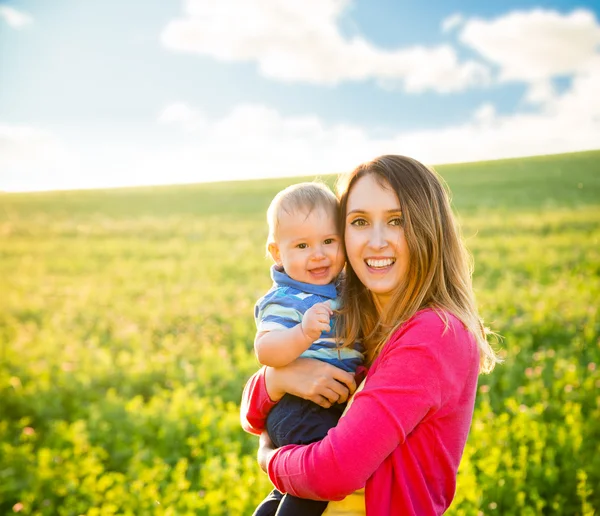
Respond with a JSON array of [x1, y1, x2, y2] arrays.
[[254, 266, 364, 372]]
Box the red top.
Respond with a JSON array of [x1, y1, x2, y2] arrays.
[[240, 309, 480, 515]]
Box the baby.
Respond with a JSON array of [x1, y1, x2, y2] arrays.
[[252, 182, 364, 516]]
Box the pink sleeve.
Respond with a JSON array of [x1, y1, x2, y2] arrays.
[[266, 314, 464, 500], [240, 367, 278, 435]]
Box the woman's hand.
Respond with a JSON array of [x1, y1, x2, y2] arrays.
[[264, 358, 357, 409], [257, 431, 276, 473]]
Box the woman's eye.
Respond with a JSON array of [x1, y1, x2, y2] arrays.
[[296, 243, 308, 249], [389, 217, 403, 226], [350, 218, 367, 227], [324, 238, 335, 245]]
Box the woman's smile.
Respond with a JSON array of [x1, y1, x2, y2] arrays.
[[365, 257, 396, 270]]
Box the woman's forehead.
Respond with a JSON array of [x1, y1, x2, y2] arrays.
[[346, 174, 400, 211]]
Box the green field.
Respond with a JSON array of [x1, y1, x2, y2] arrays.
[[1, 150, 599, 515]]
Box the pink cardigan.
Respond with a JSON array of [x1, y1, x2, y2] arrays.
[[241, 310, 480, 515]]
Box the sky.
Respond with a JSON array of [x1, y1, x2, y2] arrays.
[[1, 0, 599, 192]]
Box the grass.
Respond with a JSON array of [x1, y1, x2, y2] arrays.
[[1, 149, 599, 515]]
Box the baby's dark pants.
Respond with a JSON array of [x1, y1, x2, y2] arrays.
[[252, 394, 346, 516]]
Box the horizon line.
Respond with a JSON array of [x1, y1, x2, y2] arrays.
[[2, 148, 598, 196]]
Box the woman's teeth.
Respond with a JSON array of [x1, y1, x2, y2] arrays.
[[366, 258, 395, 268]]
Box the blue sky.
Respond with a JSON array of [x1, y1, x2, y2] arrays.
[[1, 0, 599, 191]]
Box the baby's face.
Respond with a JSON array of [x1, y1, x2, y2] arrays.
[[269, 207, 345, 285]]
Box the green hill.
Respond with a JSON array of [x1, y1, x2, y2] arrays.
[[1, 150, 599, 515]]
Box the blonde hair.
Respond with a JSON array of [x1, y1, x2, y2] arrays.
[[336, 155, 500, 373], [266, 182, 339, 250]]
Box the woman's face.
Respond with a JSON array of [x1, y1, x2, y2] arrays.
[[344, 174, 410, 311]]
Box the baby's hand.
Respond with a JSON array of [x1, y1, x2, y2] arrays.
[[301, 301, 333, 342]]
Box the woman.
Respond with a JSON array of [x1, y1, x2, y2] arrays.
[[241, 155, 499, 515]]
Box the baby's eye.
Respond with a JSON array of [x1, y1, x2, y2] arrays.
[[389, 217, 403, 226], [296, 243, 308, 249], [350, 218, 368, 227], [324, 238, 336, 245]]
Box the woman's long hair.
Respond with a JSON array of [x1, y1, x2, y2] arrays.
[[336, 155, 499, 373]]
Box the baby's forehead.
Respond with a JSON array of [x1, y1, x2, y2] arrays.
[[275, 206, 339, 237], [278, 203, 336, 220]]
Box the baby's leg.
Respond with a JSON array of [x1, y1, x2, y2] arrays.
[[264, 396, 344, 515], [276, 494, 328, 516], [267, 394, 344, 447], [252, 489, 284, 516]]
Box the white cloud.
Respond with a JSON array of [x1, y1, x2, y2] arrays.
[[458, 8, 600, 114], [158, 102, 206, 131], [545, 56, 600, 125], [5, 5, 600, 193], [161, 0, 489, 92], [0, 5, 33, 28], [401, 56, 600, 163], [459, 8, 600, 82], [473, 103, 496, 125], [4, 58, 599, 193], [0, 124, 79, 191], [0, 125, 68, 165], [442, 13, 463, 33], [524, 80, 557, 105]]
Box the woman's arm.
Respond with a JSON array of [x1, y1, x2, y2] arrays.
[[240, 367, 277, 435], [257, 378, 367, 471], [263, 312, 478, 500], [240, 359, 357, 435]]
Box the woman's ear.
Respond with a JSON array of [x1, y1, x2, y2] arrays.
[[268, 242, 282, 266]]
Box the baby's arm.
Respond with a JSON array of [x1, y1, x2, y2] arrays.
[[255, 301, 333, 368]]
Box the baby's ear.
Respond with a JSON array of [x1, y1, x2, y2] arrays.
[[268, 242, 282, 265]]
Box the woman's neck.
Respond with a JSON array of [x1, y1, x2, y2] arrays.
[[372, 294, 389, 316]]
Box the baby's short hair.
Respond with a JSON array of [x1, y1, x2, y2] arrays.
[[267, 181, 339, 247]]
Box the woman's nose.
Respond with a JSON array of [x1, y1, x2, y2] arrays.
[[369, 225, 388, 249]]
